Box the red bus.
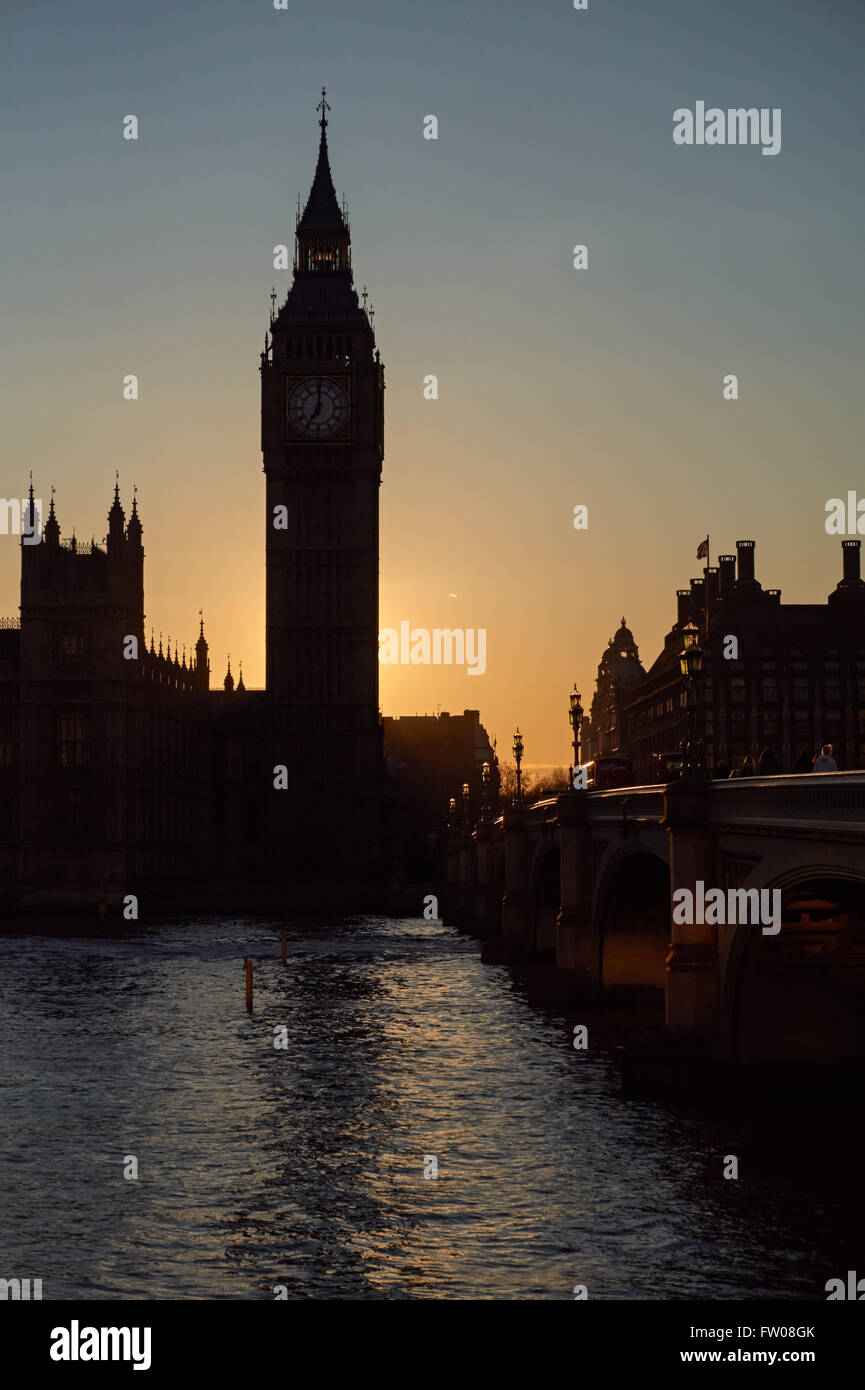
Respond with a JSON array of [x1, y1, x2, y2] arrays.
[[582, 756, 633, 790]]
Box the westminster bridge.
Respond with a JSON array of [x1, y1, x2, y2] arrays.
[[443, 773, 865, 1073]]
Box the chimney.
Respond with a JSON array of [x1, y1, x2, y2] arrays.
[[676, 589, 691, 625], [718, 554, 736, 593], [843, 538, 861, 585], [689, 577, 706, 628], [830, 538, 865, 603], [736, 539, 756, 586]]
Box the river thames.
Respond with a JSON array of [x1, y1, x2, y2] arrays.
[[0, 916, 858, 1300]]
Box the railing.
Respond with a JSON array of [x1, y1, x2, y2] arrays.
[[478, 774, 865, 839], [587, 785, 666, 825], [710, 772, 865, 826], [0, 618, 20, 628]]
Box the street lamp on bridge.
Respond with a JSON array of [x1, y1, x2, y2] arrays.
[[513, 728, 524, 806], [481, 760, 493, 823], [568, 685, 583, 782], [679, 621, 706, 782]]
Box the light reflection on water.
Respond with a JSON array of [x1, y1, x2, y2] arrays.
[[0, 916, 858, 1299]]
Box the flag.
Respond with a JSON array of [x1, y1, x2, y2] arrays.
[[696, 538, 708, 560]]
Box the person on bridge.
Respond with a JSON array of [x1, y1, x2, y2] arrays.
[[791, 748, 812, 773], [758, 747, 779, 775], [739, 754, 758, 777], [812, 744, 839, 773]]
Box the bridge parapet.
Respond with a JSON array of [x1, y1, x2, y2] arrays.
[[709, 772, 865, 832]]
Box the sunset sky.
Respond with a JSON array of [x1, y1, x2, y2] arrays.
[[2, 0, 863, 763]]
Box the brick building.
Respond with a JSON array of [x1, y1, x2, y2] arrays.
[[584, 539, 865, 782]]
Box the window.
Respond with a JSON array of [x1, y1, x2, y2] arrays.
[[59, 714, 84, 766]]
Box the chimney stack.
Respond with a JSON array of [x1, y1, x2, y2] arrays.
[[736, 539, 756, 586], [718, 554, 736, 593], [843, 538, 861, 585], [677, 589, 691, 625], [830, 538, 865, 603]]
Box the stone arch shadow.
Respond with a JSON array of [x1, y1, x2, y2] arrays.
[[530, 841, 561, 955], [593, 846, 670, 996], [722, 866, 865, 1068]]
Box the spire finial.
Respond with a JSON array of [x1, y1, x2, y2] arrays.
[[317, 86, 330, 132], [199, 607, 204, 638]]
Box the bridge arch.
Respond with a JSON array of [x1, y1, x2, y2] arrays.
[[594, 846, 670, 992], [723, 869, 865, 1067]]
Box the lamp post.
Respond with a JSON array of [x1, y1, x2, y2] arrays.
[[481, 760, 492, 823], [678, 621, 705, 780], [568, 685, 583, 783], [462, 780, 471, 830], [448, 795, 457, 831], [513, 728, 524, 806]]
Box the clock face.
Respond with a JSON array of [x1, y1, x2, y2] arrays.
[[288, 378, 349, 437]]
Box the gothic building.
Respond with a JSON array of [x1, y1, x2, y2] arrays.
[[0, 96, 386, 913], [582, 540, 865, 782]]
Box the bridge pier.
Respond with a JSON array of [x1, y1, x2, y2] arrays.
[[555, 790, 594, 982], [456, 834, 474, 927], [499, 805, 533, 957], [663, 780, 720, 1040], [472, 824, 497, 934], [442, 834, 460, 925]]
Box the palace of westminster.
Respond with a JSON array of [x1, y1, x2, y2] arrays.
[[0, 98, 862, 913]]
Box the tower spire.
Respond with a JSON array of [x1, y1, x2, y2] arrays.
[[295, 88, 350, 273], [317, 86, 330, 132], [108, 471, 125, 547]]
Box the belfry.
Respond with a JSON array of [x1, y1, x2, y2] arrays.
[[261, 91, 384, 871]]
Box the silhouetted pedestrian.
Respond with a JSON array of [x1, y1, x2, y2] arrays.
[[791, 748, 811, 774], [812, 744, 838, 773], [758, 747, 778, 775], [739, 754, 758, 777]]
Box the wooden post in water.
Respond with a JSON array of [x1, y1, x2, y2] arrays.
[[245, 957, 253, 1013], [281, 930, 287, 966]]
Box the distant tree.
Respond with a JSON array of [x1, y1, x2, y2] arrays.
[[524, 767, 570, 799], [498, 760, 519, 802]]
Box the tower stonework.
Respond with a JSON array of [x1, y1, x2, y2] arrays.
[[261, 94, 383, 872]]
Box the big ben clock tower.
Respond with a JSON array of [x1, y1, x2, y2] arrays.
[[261, 91, 383, 874]]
